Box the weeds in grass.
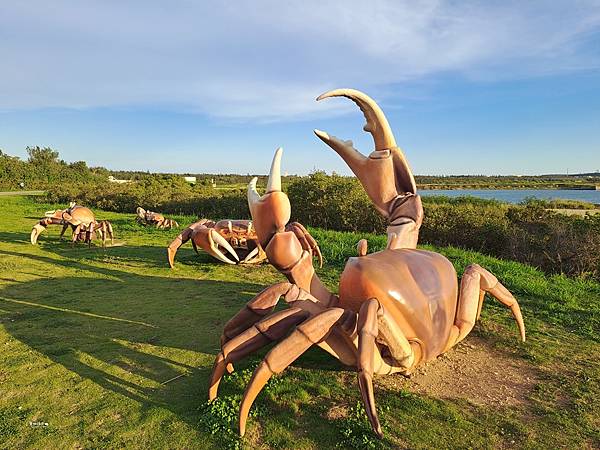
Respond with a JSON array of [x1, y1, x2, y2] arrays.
[[334, 401, 389, 449], [198, 396, 244, 450]]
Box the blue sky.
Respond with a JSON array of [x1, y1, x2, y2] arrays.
[[1, 1, 599, 175]]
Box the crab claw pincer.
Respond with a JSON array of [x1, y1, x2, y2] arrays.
[[247, 147, 291, 248], [314, 88, 417, 218], [30, 223, 46, 245]]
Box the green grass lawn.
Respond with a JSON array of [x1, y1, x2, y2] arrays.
[[0, 195, 598, 449]]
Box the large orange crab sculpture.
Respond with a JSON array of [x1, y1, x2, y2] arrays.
[[136, 207, 179, 229], [31, 203, 114, 247], [167, 216, 321, 267], [168, 219, 264, 267], [207, 89, 526, 438]]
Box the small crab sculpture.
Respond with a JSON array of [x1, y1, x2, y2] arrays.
[[31, 203, 114, 247], [207, 89, 526, 438], [167, 216, 321, 267], [136, 207, 179, 229]]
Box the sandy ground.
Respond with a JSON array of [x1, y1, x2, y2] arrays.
[[326, 335, 538, 424], [387, 336, 537, 408]]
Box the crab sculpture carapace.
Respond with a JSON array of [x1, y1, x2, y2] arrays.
[[136, 207, 179, 229], [31, 203, 114, 247], [207, 89, 526, 438]]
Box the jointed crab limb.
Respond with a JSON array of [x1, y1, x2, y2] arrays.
[[238, 307, 348, 436], [221, 281, 293, 345], [59, 223, 70, 239], [167, 222, 201, 267], [315, 89, 422, 250], [216, 281, 356, 375], [445, 264, 526, 352], [208, 307, 309, 401], [248, 149, 330, 302], [357, 299, 384, 437], [241, 246, 262, 264], [286, 222, 323, 268], [30, 217, 62, 244], [95, 220, 114, 247], [315, 89, 416, 196], [86, 222, 95, 246]]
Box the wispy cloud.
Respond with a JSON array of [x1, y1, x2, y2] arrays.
[[1, 0, 599, 120]]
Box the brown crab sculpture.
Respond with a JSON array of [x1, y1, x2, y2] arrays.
[[207, 89, 526, 438], [31, 203, 114, 247], [136, 207, 179, 229], [167, 215, 320, 267]]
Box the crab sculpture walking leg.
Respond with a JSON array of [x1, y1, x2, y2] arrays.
[[71, 220, 114, 247], [94, 220, 115, 247], [158, 218, 179, 229], [208, 92, 526, 438]]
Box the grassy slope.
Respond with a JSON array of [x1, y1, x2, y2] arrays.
[[0, 196, 598, 449]]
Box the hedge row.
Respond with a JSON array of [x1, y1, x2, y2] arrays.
[[44, 172, 600, 280]]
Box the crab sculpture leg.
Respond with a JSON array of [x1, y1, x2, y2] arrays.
[[71, 220, 114, 247], [208, 148, 361, 434], [158, 218, 179, 229], [208, 92, 525, 438], [94, 220, 115, 247]]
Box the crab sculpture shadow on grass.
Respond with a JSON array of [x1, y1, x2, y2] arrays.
[[207, 89, 526, 438], [167, 216, 322, 267], [30, 203, 114, 247]]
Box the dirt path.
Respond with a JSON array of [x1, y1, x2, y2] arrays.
[[0, 190, 45, 196], [378, 336, 538, 408], [549, 208, 600, 216]]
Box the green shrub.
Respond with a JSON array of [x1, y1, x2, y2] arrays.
[[287, 172, 386, 233], [42, 172, 600, 280], [288, 176, 600, 280]]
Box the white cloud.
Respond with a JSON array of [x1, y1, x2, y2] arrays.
[[0, 0, 599, 119]]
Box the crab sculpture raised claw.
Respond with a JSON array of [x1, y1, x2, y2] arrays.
[[31, 203, 114, 247], [136, 207, 179, 229], [207, 90, 526, 438]]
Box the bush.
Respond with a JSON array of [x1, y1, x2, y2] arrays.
[[44, 178, 250, 219], [520, 197, 597, 210], [38, 164, 600, 281], [287, 172, 386, 233]]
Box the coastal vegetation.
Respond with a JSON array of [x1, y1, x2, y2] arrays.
[[0, 195, 598, 449], [2, 148, 599, 281], [1, 147, 599, 192]]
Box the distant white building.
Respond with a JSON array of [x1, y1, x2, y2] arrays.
[[183, 176, 197, 184], [108, 175, 132, 184]]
